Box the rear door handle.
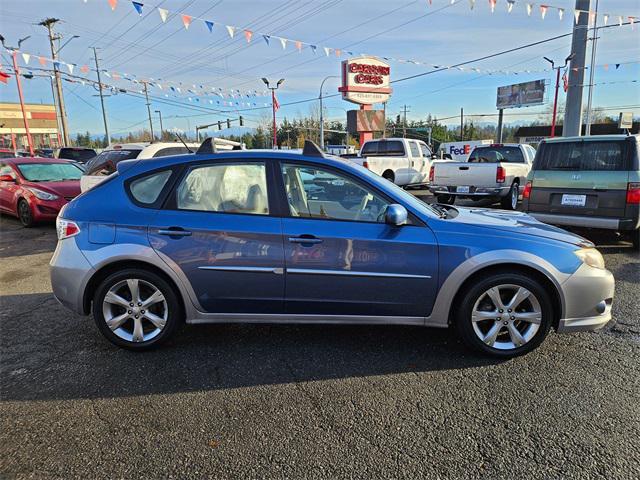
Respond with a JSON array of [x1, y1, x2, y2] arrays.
[[158, 228, 192, 237], [288, 235, 323, 245]]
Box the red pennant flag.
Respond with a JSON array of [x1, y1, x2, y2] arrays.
[[244, 30, 253, 43], [0, 70, 10, 84], [38, 56, 47, 66], [80, 65, 90, 74], [335, 49, 341, 57], [182, 14, 192, 29], [603, 64, 609, 71], [273, 93, 280, 112], [295, 40, 302, 52], [108, 0, 117, 11]]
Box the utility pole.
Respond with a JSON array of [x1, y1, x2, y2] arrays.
[[496, 109, 504, 143], [155, 110, 164, 139], [40, 18, 70, 145], [400, 104, 410, 138], [460, 108, 464, 141], [142, 82, 154, 141], [544, 54, 574, 138], [9, 48, 35, 155], [584, 0, 599, 135], [92, 47, 111, 146], [563, 0, 591, 137]]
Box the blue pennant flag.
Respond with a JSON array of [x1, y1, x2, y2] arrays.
[[132, 1, 144, 15], [205, 20, 214, 33], [53, 61, 60, 70], [310, 45, 317, 54], [263, 35, 270, 45]]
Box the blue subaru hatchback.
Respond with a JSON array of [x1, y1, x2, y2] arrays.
[[50, 141, 614, 357]]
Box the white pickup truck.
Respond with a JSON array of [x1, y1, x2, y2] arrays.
[[357, 138, 433, 187], [428, 143, 536, 210]]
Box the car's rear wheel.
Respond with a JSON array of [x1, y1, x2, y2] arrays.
[[455, 273, 553, 358], [436, 194, 454, 204], [500, 182, 519, 210], [382, 170, 395, 183], [17, 199, 34, 227], [93, 269, 182, 350]]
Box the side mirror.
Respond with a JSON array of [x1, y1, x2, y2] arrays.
[[385, 204, 407, 226], [0, 174, 15, 183]]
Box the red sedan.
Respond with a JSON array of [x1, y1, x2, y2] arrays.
[[0, 157, 83, 227]]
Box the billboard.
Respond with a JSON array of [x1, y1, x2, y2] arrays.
[[496, 80, 545, 109], [339, 56, 392, 105], [346, 109, 385, 134]]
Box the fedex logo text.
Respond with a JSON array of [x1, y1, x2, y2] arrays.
[[449, 145, 471, 155]]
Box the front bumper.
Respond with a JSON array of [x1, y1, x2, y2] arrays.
[[30, 197, 72, 222], [50, 236, 95, 315], [557, 262, 615, 333], [429, 185, 511, 197]]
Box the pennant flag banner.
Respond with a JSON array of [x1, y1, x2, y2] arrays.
[[295, 40, 302, 52], [262, 35, 270, 45], [21, 53, 30, 64], [226, 25, 235, 38], [132, 1, 143, 15], [158, 7, 168, 22], [205, 20, 214, 33], [244, 30, 253, 43], [181, 14, 192, 30], [80, 65, 90, 73], [279, 37, 287, 50], [108, 0, 117, 11]]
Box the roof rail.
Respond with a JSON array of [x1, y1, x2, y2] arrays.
[[302, 140, 325, 158], [196, 137, 217, 155]]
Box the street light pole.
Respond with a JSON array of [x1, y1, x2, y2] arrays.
[[544, 54, 574, 138], [155, 110, 164, 139], [262, 77, 284, 149], [92, 47, 111, 146], [142, 82, 154, 141], [584, 0, 599, 135], [318, 75, 339, 150]]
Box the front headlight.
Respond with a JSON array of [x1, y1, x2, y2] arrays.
[[574, 248, 605, 270], [26, 187, 59, 201]]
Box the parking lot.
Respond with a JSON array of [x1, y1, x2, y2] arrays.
[[1, 207, 639, 479]]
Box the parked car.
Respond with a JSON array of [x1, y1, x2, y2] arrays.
[[429, 143, 536, 209], [523, 134, 639, 249], [50, 141, 614, 358], [34, 148, 55, 158], [0, 148, 15, 159], [357, 137, 434, 187], [0, 157, 82, 226], [80, 140, 239, 192], [57, 147, 97, 163]]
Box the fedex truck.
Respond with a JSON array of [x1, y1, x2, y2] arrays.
[[437, 140, 493, 161]]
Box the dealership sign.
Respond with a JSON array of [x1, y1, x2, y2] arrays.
[[496, 79, 545, 109], [339, 56, 392, 105]]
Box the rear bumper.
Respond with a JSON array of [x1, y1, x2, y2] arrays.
[[528, 212, 639, 231], [50, 237, 94, 315], [557, 263, 615, 333], [429, 185, 511, 197]]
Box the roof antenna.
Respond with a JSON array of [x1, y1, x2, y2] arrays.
[[196, 137, 218, 155], [174, 133, 193, 153], [302, 140, 324, 157]]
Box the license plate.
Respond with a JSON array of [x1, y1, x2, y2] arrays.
[[561, 194, 586, 206], [457, 186, 470, 193]]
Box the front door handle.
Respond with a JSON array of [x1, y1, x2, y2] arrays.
[[158, 227, 192, 237], [288, 235, 323, 245]]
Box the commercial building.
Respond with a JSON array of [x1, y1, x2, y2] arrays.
[[514, 122, 639, 145], [0, 102, 61, 152]]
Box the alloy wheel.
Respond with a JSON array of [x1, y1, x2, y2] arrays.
[[471, 283, 542, 350], [102, 278, 168, 343]]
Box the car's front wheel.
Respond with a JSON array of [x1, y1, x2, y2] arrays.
[[93, 269, 182, 350], [18, 199, 34, 227], [455, 272, 553, 358]]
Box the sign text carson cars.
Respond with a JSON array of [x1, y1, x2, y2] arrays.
[[339, 57, 392, 105]]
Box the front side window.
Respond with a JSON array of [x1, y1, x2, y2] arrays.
[[129, 170, 172, 205], [176, 163, 269, 215], [419, 143, 432, 158], [281, 163, 390, 223]]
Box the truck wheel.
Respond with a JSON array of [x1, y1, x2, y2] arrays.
[[628, 230, 639, 251], [382, 170, 395, 183], [436, 194, 454, 205], [500, 182, 519, 210]]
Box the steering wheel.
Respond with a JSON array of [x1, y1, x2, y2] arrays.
[[354, 193, 373, 221]]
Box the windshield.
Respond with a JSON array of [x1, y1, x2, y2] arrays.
[[59, 148, 97, 162], [468, 146, 524, 163], [17, 162, 83, 181]]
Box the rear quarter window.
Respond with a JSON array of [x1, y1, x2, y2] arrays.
[[535, 141, 629, 171], [128, 170, 173, 205]]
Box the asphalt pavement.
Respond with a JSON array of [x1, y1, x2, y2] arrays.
[[1, 208, 639, 479]]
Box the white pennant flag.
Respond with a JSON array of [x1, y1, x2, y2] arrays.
[[507, 0, 514, 13], [618, 16, 623, 26], [558, 8, 564, 20], [226, 25, 235, 38], [603, 14, 609, 25], [468, 0, 474, 10], [574, 10, 581, 24], [158, 8, 168, 23], [323, 47, 331, 56], [67, 63, 74, 74], [21, 53, 30, 64], [526, 3, 532, 16], [279, 37, 287, 50]]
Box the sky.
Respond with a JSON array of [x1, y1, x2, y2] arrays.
[[0, 0, 638, 140]]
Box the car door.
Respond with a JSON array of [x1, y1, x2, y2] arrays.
[[278, 161, 438, 318], [148, 160, 285, 314], [0, 163, 19, 213], [407, 140, 424, 184]]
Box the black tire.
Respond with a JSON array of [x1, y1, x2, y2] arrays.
[[92, 268, 183, 351], [500, 182, 519, 210], [382, 170, 395, 183], [454, 272, 553, 358], [17, 199, 34, 227], [436, 194, 454, 205], [628, 230, 639, 251]]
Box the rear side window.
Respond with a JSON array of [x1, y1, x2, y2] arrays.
[[129, 170, 172, 205], [152, 147, 191, 158], [469, 146, 525, 163], [535, 141, 628, 171], [85, 149, 142, 176]]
